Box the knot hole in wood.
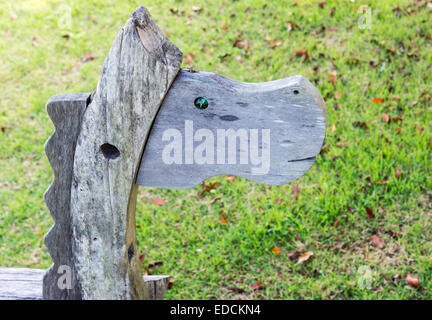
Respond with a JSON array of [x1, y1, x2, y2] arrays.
[[100, 143, 120, 160]]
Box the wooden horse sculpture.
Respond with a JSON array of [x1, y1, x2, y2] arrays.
[[42, 6, 326, 300]]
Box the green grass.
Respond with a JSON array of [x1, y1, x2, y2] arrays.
[[0, 0, 431, 299]]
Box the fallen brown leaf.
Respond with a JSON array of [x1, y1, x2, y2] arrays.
[[328, 71, 337, 85], [371, 235, 384, 248], [270, 40, 283, 48], [365, 206, 375, 218], [297, 251, 313, 264], [329, 7, 336, 17], [293, 48, 307, 55], [405, 274, 420, 288], [152, 198, 166, 206], [139, 253, 146, 263], [332, 243, 343, 250], [186, 52, 195, 65], [209, 197, 220, 204], [292, 184, 299, 199], [371, 97, 384, 104], [225, 175, 236, 182], [353, 121, 368, 129], [203, 181, 220, 192], [272, 247, 281, 255], [396, 168, 402, 179], [382, 113, 390, 123], [82, 54, 95, 63], [333, 218, 340, 228], [375, 180, 388, 185], [251, 281, 264, 290], [287, 21, 296, 32], [233, 39, 249, 50], [293, 48, 309, 62], [356, 5, 370, 12]]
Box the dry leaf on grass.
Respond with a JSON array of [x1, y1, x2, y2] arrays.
[[139, 253, 146, 263], [224, 175, 237, 182], [186, 52, 195, 65], [365, 206, 375, 218], [405, 274, 420, 288], [382, 113, 390, 123], [396, 168, 402, 179], [292, 184, 299, 199], [328, 71, 337, 85], [297, 251, 313, 264], [272, 247, 281, 255], [375, 180, 388, 185], [371, 97, 384, 104], [251, 281, 264, 290], [152, 198, 166, 206], [371, 235, 384, 248], [203, 181, 220, 192]]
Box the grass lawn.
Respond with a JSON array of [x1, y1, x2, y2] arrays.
[[0, 0, 431, 299]]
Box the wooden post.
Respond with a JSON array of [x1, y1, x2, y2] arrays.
[[43, 6, 182, 299]]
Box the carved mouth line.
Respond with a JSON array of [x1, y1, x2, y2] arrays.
[[287, 156, 316, 163]]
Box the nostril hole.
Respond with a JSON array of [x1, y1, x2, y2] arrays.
[[100, 143, 120, 160], [293, 90, 299, 95]]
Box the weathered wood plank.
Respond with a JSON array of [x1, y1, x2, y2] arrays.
[[69, 6, 182, 299], [137, 70, 327, 189], [0, 268, 169, 300], [0, 268, 44, 300], [144, 275, 170, 300], [43, 93, 90, 299]]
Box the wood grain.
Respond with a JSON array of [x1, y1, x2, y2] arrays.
[[43, 92, 90, 299], [137, 70, 327, 188], [0, 268, 169, 300], [69, 6, 182, 299], [0, 268, 44, 300]]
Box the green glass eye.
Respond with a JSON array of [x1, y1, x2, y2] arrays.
[[194, 97, 208, 109]]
